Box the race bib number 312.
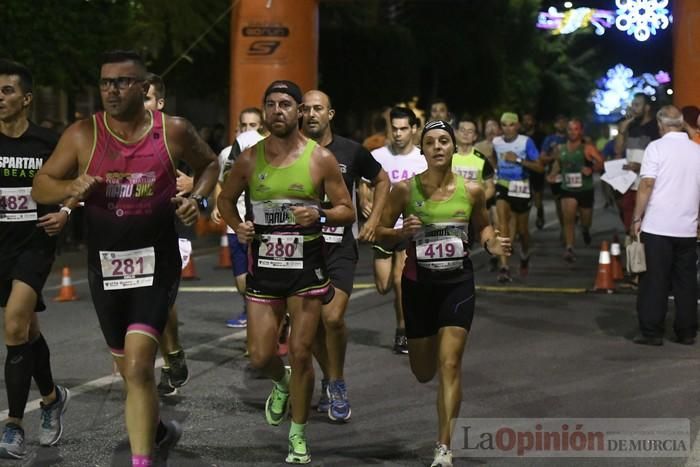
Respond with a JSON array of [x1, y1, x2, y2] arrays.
[[100, 247, 156, 290]]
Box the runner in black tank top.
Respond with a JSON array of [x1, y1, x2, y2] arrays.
[[0, 59, 70, 459], [32, 51, 219, 467], [301, 90, 390, 422]]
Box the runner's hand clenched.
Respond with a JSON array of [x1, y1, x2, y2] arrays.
[[401, 214, 422, 238], [172, 196, 198, 226], [487, 230, 512, 256], [68, 174, 103, 200], [236, 220, 255, 243], [290, 205, 319, 227]]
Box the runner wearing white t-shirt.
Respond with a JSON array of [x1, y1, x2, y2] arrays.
[[361, 107, 426, 354]]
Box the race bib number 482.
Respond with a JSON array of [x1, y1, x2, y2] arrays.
[[0, 187, 37, 222], [100, 247, 156, 290]]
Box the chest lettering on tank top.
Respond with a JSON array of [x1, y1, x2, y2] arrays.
[[105, 172, 156, 199], [390, 169, 414, 182]]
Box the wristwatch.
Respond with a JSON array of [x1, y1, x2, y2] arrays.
[[191, 194, 209, 211], [316, 207, 327, 225], [515, 157, 523, 165], [59, 206, 72, 216]]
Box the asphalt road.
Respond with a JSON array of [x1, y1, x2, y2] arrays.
[[3, 183, 700, 467]]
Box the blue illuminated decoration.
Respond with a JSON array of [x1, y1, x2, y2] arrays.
[[591, 64, 671, 121], [615, 0, 671, 42]]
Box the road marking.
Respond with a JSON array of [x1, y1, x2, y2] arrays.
[[476, 285, 588, 294], [0, 289, 376, 419]]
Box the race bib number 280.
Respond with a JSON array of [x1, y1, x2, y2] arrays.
[[100, 247, 155, 290], [258, 234, 304, 269]]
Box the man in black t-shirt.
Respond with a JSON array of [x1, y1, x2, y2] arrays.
[[0, 59, 70, 459], [301, 90, 390, 422]]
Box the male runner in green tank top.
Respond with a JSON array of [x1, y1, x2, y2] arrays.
[[218, 81, 354, 464]]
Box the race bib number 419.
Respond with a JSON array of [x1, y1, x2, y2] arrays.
[[416, 236, 465, 271], [100, 247, 156, 290], [0, 187, 37, 222]]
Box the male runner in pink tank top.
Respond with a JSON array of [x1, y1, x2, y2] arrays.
[[32, 50, 219, 467]]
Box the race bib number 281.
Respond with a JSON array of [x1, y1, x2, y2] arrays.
[[100, 247, 155, 290]]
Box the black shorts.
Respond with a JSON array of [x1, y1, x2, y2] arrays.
[[560, 189, 594, 209], [486, 196, 496, 210], [495, 184, 532, 214], [402, 277, 475, 339], [549, 182, 562, 197], [88, 267, 180, 356], [0, 249, 54, 312], [325, 240, 358, 297], [246, 237, 330, 303], [372, 237, 409, 259], [530, 172, 545, 191]]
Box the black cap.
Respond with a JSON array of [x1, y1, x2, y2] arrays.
[[421, 120, 456, 149], [263, 80, 302, 104]]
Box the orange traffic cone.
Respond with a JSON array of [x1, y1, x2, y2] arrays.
[[181, 254, 199, 280], [610, 236, 624, 281], [593, 241, 615, 293], [54, 267, 78, 302], [216, 235, 232, 269]]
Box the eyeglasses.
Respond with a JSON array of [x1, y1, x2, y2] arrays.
[[98, 77, 142, 91]]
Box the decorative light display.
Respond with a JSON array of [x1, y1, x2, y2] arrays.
[[537, 7, 615, 36], [591, 64, 671, 120], [615, 0, 671, 42]]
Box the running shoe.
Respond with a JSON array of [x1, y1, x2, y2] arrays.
[[497, 267, 512, 283], [563, 248, 576, 264], [39, 384, 70, 446], [393, 330, 408, 354], [286, 432, 311, 464], [431, 443, 453, 467], [155, 419, 183, 461], [582, 227, 592, 246], [157, 368, 177, 397], [226, 312, 247, 328], [167, 349, 189, 388], [316, 379, 330, 413], [265, 367, 291, 426], [328, 379, 351, 421], [0, 424, 25, 459], [519, 257, 530, 278]]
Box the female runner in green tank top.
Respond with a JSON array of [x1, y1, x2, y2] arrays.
[[547, 119, 604, 263], [376, 120, 511, 467]]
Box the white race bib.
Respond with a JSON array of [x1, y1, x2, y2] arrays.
[[0, 187, 37, 222], [454, 166, 479, 182], [100, 247, 155, 290], [322, 225, 345, 244], [258, 234, 303, 269], [507, 180, 531, 199], [564, 172, 583, 188], [415, 236, 465, 271]]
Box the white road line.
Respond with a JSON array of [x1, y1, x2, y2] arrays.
[[1, 288, 376, 418]]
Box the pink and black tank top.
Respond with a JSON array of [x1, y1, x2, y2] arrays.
[[84, 110, 179, 273]]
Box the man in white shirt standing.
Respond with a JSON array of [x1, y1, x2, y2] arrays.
[[632, 105, 700, 346]]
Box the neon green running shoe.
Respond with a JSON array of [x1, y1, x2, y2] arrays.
[[285, 433, 311, 464], [265, 368, 291, 426]]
